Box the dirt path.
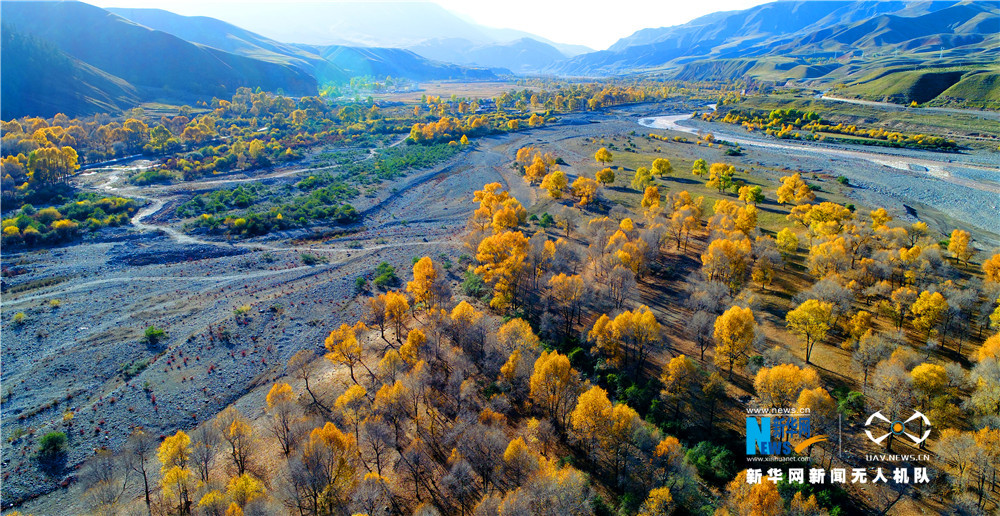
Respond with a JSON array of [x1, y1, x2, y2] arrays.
[[820, 94, 1000, 122]]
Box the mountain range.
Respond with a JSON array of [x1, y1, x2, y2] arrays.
[[551, 1, 998, 85], [2, 0, 997, 119], [0, 1, 501, 119]]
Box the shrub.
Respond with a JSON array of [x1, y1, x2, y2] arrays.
[[37, 431, 67, 464], [373, 262, 398, 288], [461, 269, 486, 298], [12, 312, 27, 326], [144, 325, 166, 345], [301, 253, 328, 265], [837, 176, 850, 186], [685, 441, 736, 484], [355, 276, 368, 293]]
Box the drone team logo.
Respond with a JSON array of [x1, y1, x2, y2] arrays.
[[864, 410, 931, 446]]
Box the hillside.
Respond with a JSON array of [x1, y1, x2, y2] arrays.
[[2, 1, 316, 112], [0, 26, 140, 119], [305, 45, 502, 83], [551, 0, 997, 105], [105, 7, 324, 71], [105, 7, 501, 83]]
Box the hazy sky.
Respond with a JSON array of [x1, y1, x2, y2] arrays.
[[91, 0, 774, 49]]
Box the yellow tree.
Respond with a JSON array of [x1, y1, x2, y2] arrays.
[[632, 167, 654, 191], [325, 321, 369, 383], [638, 487, 673, 516], [570, 386, 613, 455], [158, 431, 193, 514], [529, 350, 580, 428], [641, 186, 660, 210], [660, 354, 697, 418], [754, 364, 820, 408], [475, 230, 529, 311], [911, 291, 948, 341], [226, 473, 264, 508], [540, 170, 568, 199], [776, 172, 814, 204], [596, 167, 615, 186], [720, 470, 782, 516], [571, 176, 598, 206], [738, 185, 764, 206], [651, 158, 673, 177], [525, 155, 547, 184], [982, 253, 1000, 283], [701, 237, 752, 294], [691, 158, 707, 178], [384, 291, 410, 342], [589, 306, 660, 371], [786, 299, 833, 364], [303, 422, 356, 512], [706, 163, 734, 193], [948, 229, 973, 266], [406, 257, 438, 310], [595, 147, 613, 165], [978, 332, 1000, 362], [844, 310, 873, 349], [776, 227, 799, 262], [714, 306, 756, 379]]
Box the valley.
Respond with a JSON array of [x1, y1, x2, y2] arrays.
[[2, 1, 1000, 515]]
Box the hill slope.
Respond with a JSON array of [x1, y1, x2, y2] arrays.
[[551, 0, 990, 76], [105, 7, 501, 84], [2, 1, 316, 114], [1, 26, 140, 119]]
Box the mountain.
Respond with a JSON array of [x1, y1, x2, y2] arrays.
[[302, 45, 501, 83], [409, 38, 568, 74], [2, 1, 317, 107], [105, 8, 322, 71], [106, 7, 499, 84], [1, 26, 140, 119], [157, 1, 589, 72], [550, 0, 987, 76], [2, 2, 503, 118]]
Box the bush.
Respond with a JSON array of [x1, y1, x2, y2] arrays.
[[686, 441, 736, 484], [837, 391, 865, 416], [301, 253, 328, 265], [462, 268, 486, 298], [539, 212, 554, 228], [837, 175, 850, 186], [355, 276, 368, 293], [144, 325, 166, 345], [373, 262, 399, 288], [37, 431, 67, 466], [12, 312, 27, 326]]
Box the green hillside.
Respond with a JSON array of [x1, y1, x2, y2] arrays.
[[1, 26, 140, 119]]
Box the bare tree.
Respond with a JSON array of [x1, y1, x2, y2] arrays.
[[81, 448, 130, 516], [123, 428, 157, 516], [190, 423, 220, 483], [288, 349, 327, 411]]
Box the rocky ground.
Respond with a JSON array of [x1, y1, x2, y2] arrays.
[[2, 101, 998, 511]]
